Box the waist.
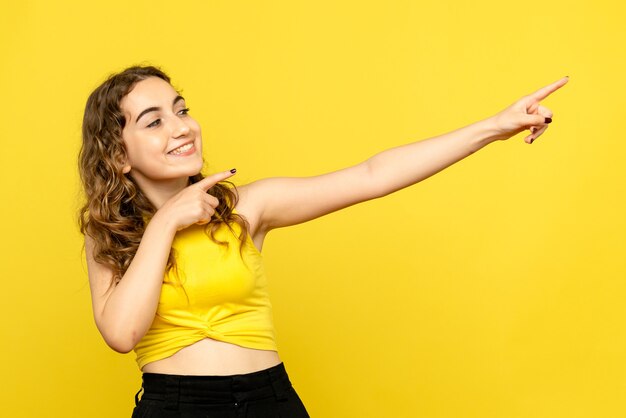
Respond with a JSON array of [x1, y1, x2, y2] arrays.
[[139, 362, 293, 405], [141, 337, 281, 375]]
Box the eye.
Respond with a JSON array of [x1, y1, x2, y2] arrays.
[[147, 119, 161, 128], [178, 107, 190, 116]]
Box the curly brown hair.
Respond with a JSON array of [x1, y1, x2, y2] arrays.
[[78, 65, 248, 290]]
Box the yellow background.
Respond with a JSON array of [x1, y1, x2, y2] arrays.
[[1, 1, 624, 417]]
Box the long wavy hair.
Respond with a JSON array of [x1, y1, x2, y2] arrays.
[[78, 65, 248, 290]]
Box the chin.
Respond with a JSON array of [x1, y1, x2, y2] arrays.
[[191, 159, 204, 175]]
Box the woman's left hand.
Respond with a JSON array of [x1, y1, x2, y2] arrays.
[[490, 76, 569, 144]]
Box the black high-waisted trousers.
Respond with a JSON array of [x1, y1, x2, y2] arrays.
[[131, 363, 310, 417]]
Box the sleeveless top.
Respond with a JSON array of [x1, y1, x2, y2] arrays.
[[133, 217, 277, 369]]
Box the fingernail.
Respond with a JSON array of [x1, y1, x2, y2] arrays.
[[230, 168, 237, 174], [545, 117, 552, 124], [530, 137, 535, 144]]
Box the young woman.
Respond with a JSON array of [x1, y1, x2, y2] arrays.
[[79, 65, 568, 417]]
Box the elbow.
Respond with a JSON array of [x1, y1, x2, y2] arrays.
[[98, 325, 140, 354], [362, 160, 390, 200], [108, 340, 135, 354], [369, 179, 396, 201], [361, 157, 411, 200], [95, 310, 146, 354], [104, 333, 137, 354]]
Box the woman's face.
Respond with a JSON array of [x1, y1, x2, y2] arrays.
[[120, 76, 203, 192]]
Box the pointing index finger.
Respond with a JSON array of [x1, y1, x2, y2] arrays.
[[529, 76, 569, 102], [196, 168, 237, 191]]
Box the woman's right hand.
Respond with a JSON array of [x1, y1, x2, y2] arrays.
[[156, 169, 237, 231]]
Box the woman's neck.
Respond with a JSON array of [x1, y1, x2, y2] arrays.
[[134, 176, 190, 209]]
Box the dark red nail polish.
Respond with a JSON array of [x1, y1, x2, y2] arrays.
[[545, 117, 552, 123], [230, 168, 237, 174], [530, 137, 535, 144]]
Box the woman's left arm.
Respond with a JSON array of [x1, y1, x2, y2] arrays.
[[239, 77, 569, 233]]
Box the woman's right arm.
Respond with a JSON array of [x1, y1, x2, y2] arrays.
[[85, 170, 236, 353], [85, 217, 176, 353]]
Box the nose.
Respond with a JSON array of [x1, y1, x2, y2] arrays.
[[172, 116, 191, 138]]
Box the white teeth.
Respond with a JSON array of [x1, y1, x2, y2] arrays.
[[169, 143, 193, 155]]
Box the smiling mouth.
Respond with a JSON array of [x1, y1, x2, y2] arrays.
[[168, 143, 194, 155]]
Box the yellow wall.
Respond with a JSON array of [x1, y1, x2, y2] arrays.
[[1, 1, 624, 417]]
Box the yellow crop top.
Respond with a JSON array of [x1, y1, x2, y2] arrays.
[[133, 218, 277, 369]]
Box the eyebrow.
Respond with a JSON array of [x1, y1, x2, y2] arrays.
[[135, 95, 185, 124]]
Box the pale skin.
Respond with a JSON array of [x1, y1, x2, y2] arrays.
[[85, 75, 569, 375]]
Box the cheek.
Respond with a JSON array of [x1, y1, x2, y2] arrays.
[[124, 136, 161, 165], [191, 121, 203, 151], [191, 119, 202, 135]]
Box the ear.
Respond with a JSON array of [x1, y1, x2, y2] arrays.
[[122, 164, 131, 174]]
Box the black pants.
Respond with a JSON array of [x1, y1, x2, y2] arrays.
[[131, 363, 309, 417]]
